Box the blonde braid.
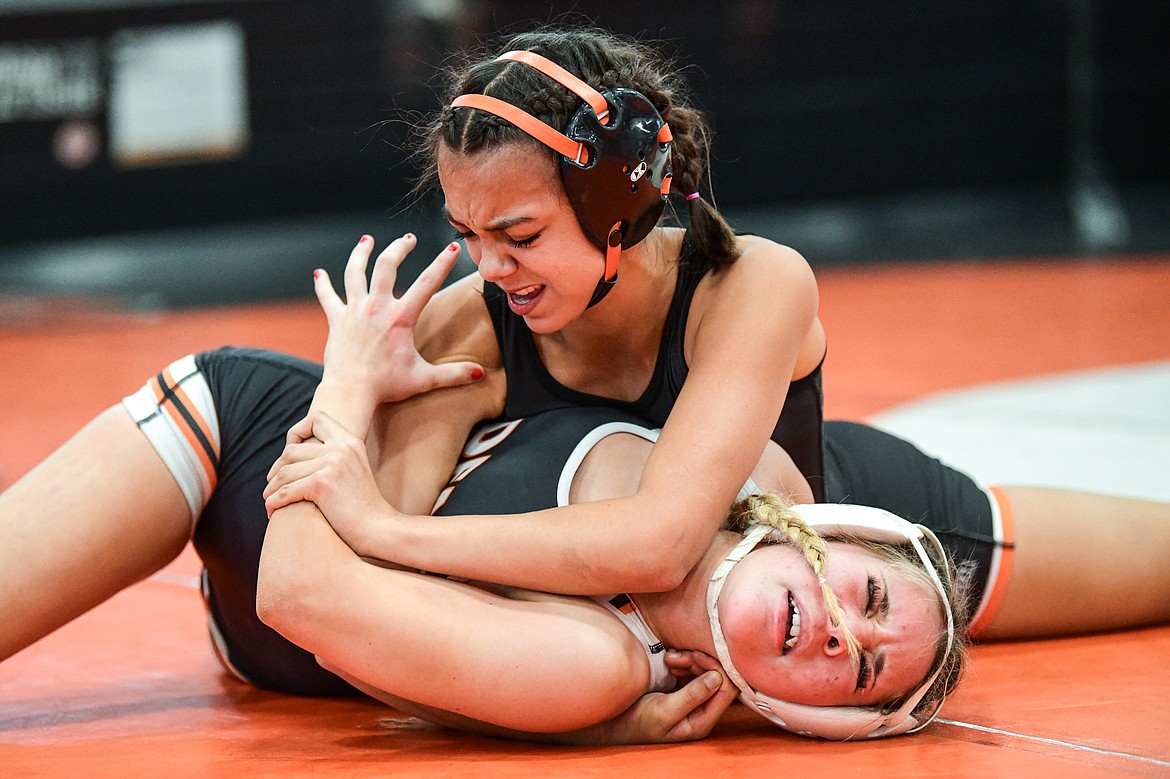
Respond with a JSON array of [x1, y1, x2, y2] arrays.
[[728, 494, 861, 660]]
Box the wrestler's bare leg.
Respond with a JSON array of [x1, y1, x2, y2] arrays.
[[0, 406, 190, 660], [979, 485, 1170, 639]]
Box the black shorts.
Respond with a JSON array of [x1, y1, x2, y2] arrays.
[[824, 421, 1014, 634], [125, 346, 355, 695]]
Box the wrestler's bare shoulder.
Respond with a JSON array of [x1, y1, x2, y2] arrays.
[[416, 271, 501, 369], [733, 234, 811, 276], [690, 235, 815, 320]]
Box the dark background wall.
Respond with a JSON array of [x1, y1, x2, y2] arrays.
[[0, 1, 1166, 310], [2, 0, 1166, 245]]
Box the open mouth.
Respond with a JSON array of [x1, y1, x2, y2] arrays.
[[783, 593, 801, 654], [508, 284, 544, 306]]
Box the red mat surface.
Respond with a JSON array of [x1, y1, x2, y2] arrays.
[[2, 257, 1168, 777]]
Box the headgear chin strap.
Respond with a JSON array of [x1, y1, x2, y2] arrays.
[[450, 50, 673, 308], [706, 503, 957, 741]]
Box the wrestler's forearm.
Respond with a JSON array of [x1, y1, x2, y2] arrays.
[[256, 501, 349, 629], [322, 660, 658, 745], [308, 377, 379, 440], [353, 493, 716, 595], [326, 662, 728, 746], [259, 501, 642, 733], [366, 373, 502, 514]]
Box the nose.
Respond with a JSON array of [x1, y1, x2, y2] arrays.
[[822, 611, 868, 658], [475, 243, 516, 283], [823, 631, 848, 657]]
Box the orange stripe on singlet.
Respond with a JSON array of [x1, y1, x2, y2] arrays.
[[165, 369, 220, 460], [609, 594, 637, 616], [967, 485, 1017, 637], [151, 369, 219, 492]]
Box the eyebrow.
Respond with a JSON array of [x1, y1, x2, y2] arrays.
[[441, 205, 535, 233]]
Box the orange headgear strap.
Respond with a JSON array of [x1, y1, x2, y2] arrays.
[[497, 50, 611, 124], [449, 94, 590, 165], [604, 222, 622, 282], [450, 50, 621, 166]]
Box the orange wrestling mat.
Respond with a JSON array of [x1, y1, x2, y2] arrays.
[[2, 257, 1168, 777]]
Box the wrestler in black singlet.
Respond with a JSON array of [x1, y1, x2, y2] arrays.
[[482, 231, 828, 500]]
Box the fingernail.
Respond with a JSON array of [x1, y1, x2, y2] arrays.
[[448, 242, 460, 251], [470, 367, 484, 380], [703, 671, 721, 690], [359, 235, 370, 244], [404, 232, 414, 240], [313, 269, 322, 280]]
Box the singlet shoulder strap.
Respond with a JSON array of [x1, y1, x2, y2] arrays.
[[481, 231, 716, 424]]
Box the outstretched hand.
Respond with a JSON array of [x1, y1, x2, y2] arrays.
[[315, 234, 483, 406], [264, 409, 393, 556]]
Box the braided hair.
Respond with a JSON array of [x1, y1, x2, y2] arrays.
[[413, 26, 741, 269], [727, 494, 863, 660]]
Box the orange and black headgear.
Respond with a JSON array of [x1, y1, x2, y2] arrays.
[[451, 51, 673, 306]]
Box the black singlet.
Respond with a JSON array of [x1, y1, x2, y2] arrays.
[[482, 232, 827, 500]]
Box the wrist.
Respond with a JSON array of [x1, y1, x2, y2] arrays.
[[350, 503, 404, 561], [310, 379, 378, 435]]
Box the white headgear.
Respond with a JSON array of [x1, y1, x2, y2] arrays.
[[706, 503, 956, 740]]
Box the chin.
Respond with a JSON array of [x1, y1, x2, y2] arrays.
[[524, 302, 587, 334], [522, 314, 567, 335]]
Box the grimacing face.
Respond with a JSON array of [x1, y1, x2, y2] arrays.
[[438, 142, 605, 334], [717, 540, 942, 708]]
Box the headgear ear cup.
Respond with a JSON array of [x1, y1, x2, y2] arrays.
[[706, 505, 957, 740], [560, 86, 673, 251], [450, 51, 673, 305]]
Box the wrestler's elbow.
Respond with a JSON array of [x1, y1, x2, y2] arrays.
[[256, 523, 328, 637], [256, 561, 337, 650], [652, 567, 689, 593], [619, 487, 725, 591], [255, 547, 300, 634], [641, 549, 694, 592], [620, 523, 705, 593]]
